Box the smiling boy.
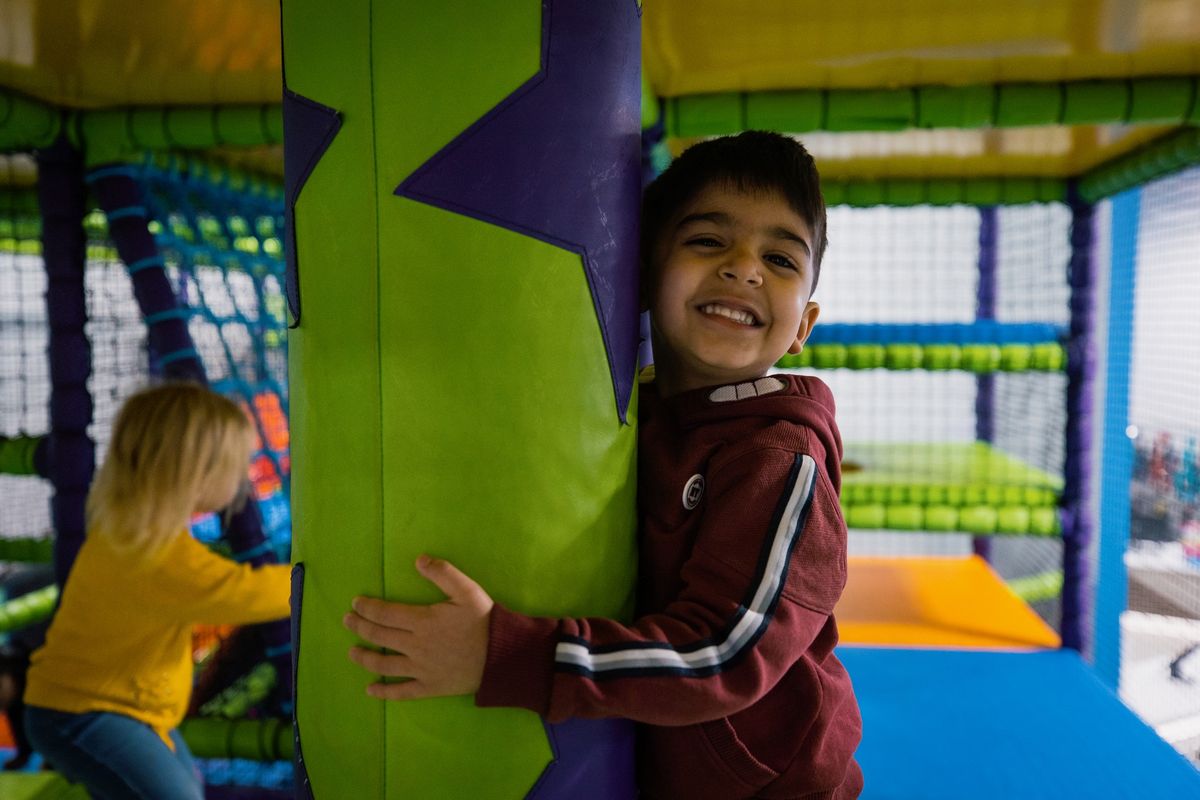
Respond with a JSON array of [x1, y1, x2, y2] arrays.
[[345, 131, 863, 799]]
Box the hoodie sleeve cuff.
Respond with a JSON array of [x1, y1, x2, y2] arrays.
[[475, 603, 559, 716]]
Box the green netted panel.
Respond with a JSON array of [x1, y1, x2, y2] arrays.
[[774, 201, 1072, 631], [0, 182, 54, 557]]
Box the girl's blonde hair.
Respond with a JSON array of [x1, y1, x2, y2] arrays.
[[87, 382, 254, 558]]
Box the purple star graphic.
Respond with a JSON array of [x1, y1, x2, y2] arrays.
[[396, 0, 643, 423], [282, 87, 342, 325]]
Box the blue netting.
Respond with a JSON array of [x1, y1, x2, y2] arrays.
[[138, 157, 291, 560], [1117, 164, 1200, 767]]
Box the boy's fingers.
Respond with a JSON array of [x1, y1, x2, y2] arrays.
[[348, 646, 414, 678], [343, 612, 413, 651], [351, 597, 423, 629], [415, 555, 484, 603], [367, 679, 430, 702]]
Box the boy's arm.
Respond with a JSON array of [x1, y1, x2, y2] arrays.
[[481, 447, 847, 726], [347, 446, 848, 726]]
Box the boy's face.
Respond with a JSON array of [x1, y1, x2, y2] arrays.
[[648, 183, 820, 395]]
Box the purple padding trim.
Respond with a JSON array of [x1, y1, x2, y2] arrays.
[[397, 0, 643, 423], [36, 137, 95, 588], [86, 167, 206, 382], [526, 718, 636, 799], [282, 88, 342, 326], [1061, 186, 1096, 652], [290, 563, 315, 800], [974, 207, 998, 442], [973, 206, 998, 560], [225, 502, 294, 703]]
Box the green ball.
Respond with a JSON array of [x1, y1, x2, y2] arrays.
[[1032, 342, 1066, 371], [997, 506, 1032, 534], [999, 344, 1032, 372], [922, 344, 960, 370], [845, 504, 887, 529], [924, 506, 959, 531], [1031, 508, 1061, 536], [885, 343, 923, 370], [846, 344, 886, 370], [775, 353, 805, 369], [960, 344, 1002, 373], [960, 506, 999, 533], [886, 505, 924, 530], [811, 344, 848, 369]]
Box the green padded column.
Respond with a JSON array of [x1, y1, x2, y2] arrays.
[[285, 2, 638, 798]]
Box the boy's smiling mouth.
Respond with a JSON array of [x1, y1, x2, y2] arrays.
[[698, 302, 762, 327]]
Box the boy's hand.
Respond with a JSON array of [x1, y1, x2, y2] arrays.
[[344, 555, 494, 701]]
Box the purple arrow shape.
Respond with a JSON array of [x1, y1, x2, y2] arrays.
[[397, 0, 642, 423]]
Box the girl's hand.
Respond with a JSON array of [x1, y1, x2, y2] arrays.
[[344, 555, 494, 701]]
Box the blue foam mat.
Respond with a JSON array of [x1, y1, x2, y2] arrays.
[[839, 647, 1200, 799]]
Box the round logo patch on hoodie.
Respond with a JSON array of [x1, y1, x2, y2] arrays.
[[682, 474, 705, 510]]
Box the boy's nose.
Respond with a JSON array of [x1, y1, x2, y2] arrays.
[[719, 254, 763, 286]]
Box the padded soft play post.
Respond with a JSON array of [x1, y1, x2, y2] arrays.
[[283, 1, 641, 797]]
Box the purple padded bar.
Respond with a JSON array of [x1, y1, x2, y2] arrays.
[[973, 206, 998, 560], [397, 0, 643, 424], [528, 717, 636, 799], [36, 138, 95, 588], [1060, 186, 1096, 652], [88, 164, 294, 697], [85, 167, 206, 382]]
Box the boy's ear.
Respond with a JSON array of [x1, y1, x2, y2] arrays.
[[787, 301, 820, 354]]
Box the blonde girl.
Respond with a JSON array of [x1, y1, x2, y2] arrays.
[[24, 382, 292, 800]]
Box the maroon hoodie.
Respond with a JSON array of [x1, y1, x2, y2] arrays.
[[478, 374, 863, 799]]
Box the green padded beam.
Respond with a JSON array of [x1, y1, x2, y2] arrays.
[[0, 88, 61, 151], [78, 106, 283, 167], [0, 435, 44, 475], [0, 585, 57, 632], [666, 77, 1200, 137], [285, 2, 638, 797], [823, 177, 1069, 207], [1008, 570, 1065, 604], [0, 88, 281, 162], [778, 342, 1066, 372], [180, 717, 293, 761], [1079, 126, 1200, 201], [198, 663, 277, 719], [0, 538, 54, 563]]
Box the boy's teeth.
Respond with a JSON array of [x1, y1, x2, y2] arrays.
[[702, 304, 756, 325]]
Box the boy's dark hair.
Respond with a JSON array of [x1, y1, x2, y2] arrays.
[[642, 131, 828, 292]]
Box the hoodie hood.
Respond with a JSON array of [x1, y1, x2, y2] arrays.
[[644, 372, 843, 487]]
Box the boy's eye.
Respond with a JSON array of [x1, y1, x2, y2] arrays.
[[766, 253, 797, 270], [687, 236, 723, 248]]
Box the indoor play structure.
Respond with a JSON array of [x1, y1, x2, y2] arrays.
[[1, 1, 1200, 798]]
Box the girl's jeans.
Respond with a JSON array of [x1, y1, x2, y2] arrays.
[[25, 705, 204, 800]]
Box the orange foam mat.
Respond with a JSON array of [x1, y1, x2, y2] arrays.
[[835, 555, 1061, 649]]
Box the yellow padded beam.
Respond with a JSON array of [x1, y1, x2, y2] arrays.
[[836, 555, 1061, 650], [644, 0, 1200, 97]]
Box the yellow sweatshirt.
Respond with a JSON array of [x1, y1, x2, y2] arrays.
[[25, 529, 291, 747]]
